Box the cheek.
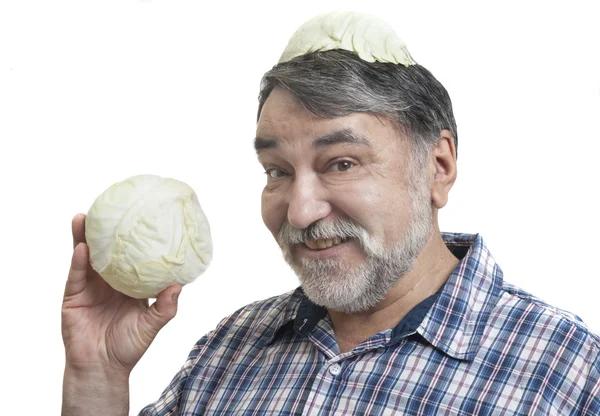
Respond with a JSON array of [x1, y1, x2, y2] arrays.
[[261, 189, 285, 237], [335, 181, 382, 215], [333, 181, 410, 241], [330, 183, 383, 235]]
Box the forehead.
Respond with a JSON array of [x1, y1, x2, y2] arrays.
[[256, 88, 402, 149]]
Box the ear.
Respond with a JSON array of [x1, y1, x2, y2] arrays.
[[430, 130, 457, 209]]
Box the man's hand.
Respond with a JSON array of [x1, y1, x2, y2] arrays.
[[61, 213, 182, 415]]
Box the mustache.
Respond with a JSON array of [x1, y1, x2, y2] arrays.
[[278, 219, 367, 245]]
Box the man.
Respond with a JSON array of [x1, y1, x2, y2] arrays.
[[61, 11, 600, 415]]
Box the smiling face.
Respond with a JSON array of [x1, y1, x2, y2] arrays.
[[256, 88, 435, 313]]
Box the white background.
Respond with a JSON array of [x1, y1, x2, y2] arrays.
[[1, 0, 599, 414]]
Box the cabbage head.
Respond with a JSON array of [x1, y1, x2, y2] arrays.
[[85, 174, 212, 299]]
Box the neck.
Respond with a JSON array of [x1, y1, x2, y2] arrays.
[[328, 229, 459, 353]]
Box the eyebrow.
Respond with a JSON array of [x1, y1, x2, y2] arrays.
[[254, 128, 372, 155]]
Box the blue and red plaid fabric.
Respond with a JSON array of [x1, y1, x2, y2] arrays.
[[140, 233, 600, 415]]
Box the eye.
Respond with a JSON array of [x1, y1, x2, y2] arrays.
[[265, 168, 288, 179], [329, 160, 355, 172]]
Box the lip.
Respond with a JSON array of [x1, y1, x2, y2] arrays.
[[295, 238, 356, 259]]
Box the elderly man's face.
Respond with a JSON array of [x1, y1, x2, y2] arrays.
[[256, 88, 433, 313]]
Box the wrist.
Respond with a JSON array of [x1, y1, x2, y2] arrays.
[[64, 363, 131, 383], [62, 366, 130, 416]]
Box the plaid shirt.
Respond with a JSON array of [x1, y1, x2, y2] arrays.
[[139, 233, 600, 415]]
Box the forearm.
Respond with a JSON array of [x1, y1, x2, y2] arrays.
[[62, 366, 130, 416]]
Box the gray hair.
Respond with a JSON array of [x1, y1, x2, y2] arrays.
[[257, 49, 458, 166]]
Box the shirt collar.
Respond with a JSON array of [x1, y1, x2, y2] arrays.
[[265, 232, 503, 363], [417, 232, 504, 361]]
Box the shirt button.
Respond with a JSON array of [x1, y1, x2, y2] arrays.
[[329, 363, 341, 376]]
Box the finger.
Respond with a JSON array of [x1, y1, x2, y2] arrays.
[[72, 213, 87, 249], [64, 242, 90, 297], [140, 284, 182, 339]]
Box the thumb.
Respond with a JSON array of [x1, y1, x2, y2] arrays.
[[64, 242, 89, 298], [141, 285, 182, 338]]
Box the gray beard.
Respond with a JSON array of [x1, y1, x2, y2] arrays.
[[279, 183, 433, 314]]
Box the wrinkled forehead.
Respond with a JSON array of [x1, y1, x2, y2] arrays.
[[256, 88, 401, 151], [256, 88, 321, 138]]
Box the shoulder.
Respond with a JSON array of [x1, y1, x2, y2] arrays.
[[499, 281, 600, 348], [226, 287, 301, 327], [137, 289, 304, 415], [191, 288, 302, 354], [479, 281, 600, 411], [493, 281, 600, 389]]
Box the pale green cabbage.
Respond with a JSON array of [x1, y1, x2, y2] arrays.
[[278, 11, 417, 66], [85, 174, 212, 299]]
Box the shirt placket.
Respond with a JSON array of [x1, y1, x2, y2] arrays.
[[300, 318, 393, 415]]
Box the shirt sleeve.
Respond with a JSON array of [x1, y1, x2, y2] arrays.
[[580, 347, 600, 415], [134, 294, 288, 415], [137, 332, 213, 416]]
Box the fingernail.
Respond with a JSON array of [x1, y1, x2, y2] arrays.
[[172, 292, 180, 302]]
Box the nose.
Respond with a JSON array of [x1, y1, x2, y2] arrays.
[[287, 173, 332, 230]]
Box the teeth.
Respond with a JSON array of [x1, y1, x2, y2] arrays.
[[305, 237, 346, 250]]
